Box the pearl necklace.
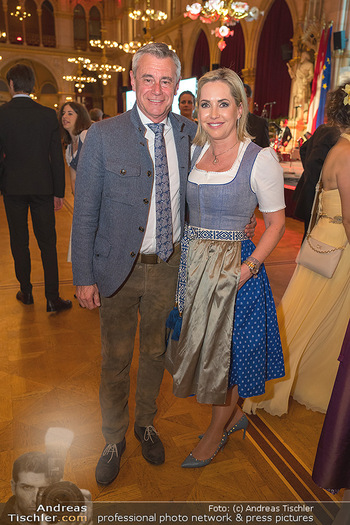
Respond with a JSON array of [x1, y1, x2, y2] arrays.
[[211, 140, 239, 164]]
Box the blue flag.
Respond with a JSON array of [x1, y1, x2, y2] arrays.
[[316, 26, 332, 128]]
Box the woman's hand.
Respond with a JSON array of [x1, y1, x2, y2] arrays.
[[238, 263, 252, 290]]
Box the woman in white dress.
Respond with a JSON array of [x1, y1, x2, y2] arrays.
[[58, 102, 91, 261], [244, 84, 350, 416]]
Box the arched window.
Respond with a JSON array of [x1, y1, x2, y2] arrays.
[[220, 23, 245, 77], [42, 0, 56, 47], [25, 0, 39, 46], [254, 0, 293, 118], [191, 30, 210, 80], [41, 82, 57, 94], [89, 5, 101, 46], [74, 4, 87, 50], [8, 0, 24, 44]]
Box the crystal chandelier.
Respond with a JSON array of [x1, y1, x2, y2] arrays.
[[90, 38, 141, 55], [10, 4, 31, 20], [63, 58, 97, 93], [129, 0, 167, 22], [185, 0, 263, 50], [90, 38, 173, 55], [84, 49, 125, 85]]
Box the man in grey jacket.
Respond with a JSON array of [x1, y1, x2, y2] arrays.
[[72, 43, 198, 486]]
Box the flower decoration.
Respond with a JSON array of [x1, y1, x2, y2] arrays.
[[218, 39, 226, 51], [185, 0, 262, 49], [214, 25, 234, 38], [343, 84, 350, 106]]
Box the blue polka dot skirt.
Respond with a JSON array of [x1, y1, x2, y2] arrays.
[[229, 239, 285, 397]]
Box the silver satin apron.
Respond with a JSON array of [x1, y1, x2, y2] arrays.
[[166, 225, 246, 404]]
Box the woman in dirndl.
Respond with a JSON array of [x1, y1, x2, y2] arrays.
[[166, 68, 286, 468]]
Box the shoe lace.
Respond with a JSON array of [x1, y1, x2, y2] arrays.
[[102, 444, 119, 463], [143, 425, 159, 443]]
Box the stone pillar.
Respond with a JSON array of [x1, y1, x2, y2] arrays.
[[55, 11, 74, 49], [37, 7, 42, 46], [241, 68, 256, 111], [3, 1, 9, 43]]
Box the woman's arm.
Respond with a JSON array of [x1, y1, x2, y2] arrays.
[[239, 209, 285, 288]]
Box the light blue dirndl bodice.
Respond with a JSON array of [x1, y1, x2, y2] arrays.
[[187, 141, 260, 231]]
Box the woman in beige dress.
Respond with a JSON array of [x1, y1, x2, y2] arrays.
[[244, 84, 350, 416]]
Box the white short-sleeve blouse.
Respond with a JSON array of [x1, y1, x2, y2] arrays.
[[189, 140, 285, 213]]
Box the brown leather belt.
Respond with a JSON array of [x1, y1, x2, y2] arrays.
[[139, 243, 180, 264]]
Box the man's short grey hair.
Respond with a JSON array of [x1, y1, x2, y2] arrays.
[[132, 43, 181, 83], [89, 107, 103, 121]]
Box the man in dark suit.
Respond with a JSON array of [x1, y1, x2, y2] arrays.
[[244, 84, 270, 148], [294, 123, 340, 239], [0, 64, 72, 312], [279, 118, 292, 148]]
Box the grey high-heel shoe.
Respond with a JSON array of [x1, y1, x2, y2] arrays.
[[227, 414, 249, 439], [181, 432, 228, 468], [199, 414, 249, 440]]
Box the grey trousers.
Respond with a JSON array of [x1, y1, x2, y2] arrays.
[[99, 246, 180, 443]]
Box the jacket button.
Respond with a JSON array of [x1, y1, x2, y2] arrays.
[[143, 198, 149, 204], [120, 169, 126, 175], [130, 252, 136, 257], [139, 226, 144, 232], [147, 170, 152, 177]]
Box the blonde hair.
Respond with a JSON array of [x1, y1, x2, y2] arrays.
[[194, 68, 251, 146]]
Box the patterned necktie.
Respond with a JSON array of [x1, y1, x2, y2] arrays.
[[147, 122, 173, 261]]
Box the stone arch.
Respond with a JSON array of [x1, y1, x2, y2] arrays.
[[254, 0, 294, 118], [243, 0, 297, 73], [190, 27, 210, 79], [89, 5, 101, 43], [0, 57, 60, 107]]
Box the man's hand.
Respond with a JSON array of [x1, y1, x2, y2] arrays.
[[54, 197, 64, 210], [244, 213, 257, 239], [76, 284, 101, 310]]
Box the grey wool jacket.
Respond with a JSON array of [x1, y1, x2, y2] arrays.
[[71, 104, 198, 297]]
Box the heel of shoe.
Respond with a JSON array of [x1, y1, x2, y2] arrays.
[[227, 414, 249, 438]]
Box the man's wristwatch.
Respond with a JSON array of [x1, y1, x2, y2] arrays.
[[243, 257, 260, 278]]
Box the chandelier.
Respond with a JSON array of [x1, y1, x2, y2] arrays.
[[84, 49, 125, 85], [10, 4, 31, 20], [90, 38, 141, 55], [63, 57, 97, 93], [185, 0, 263, 50], [129, 0, 167, 22], [90, 38, 174, 55]]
